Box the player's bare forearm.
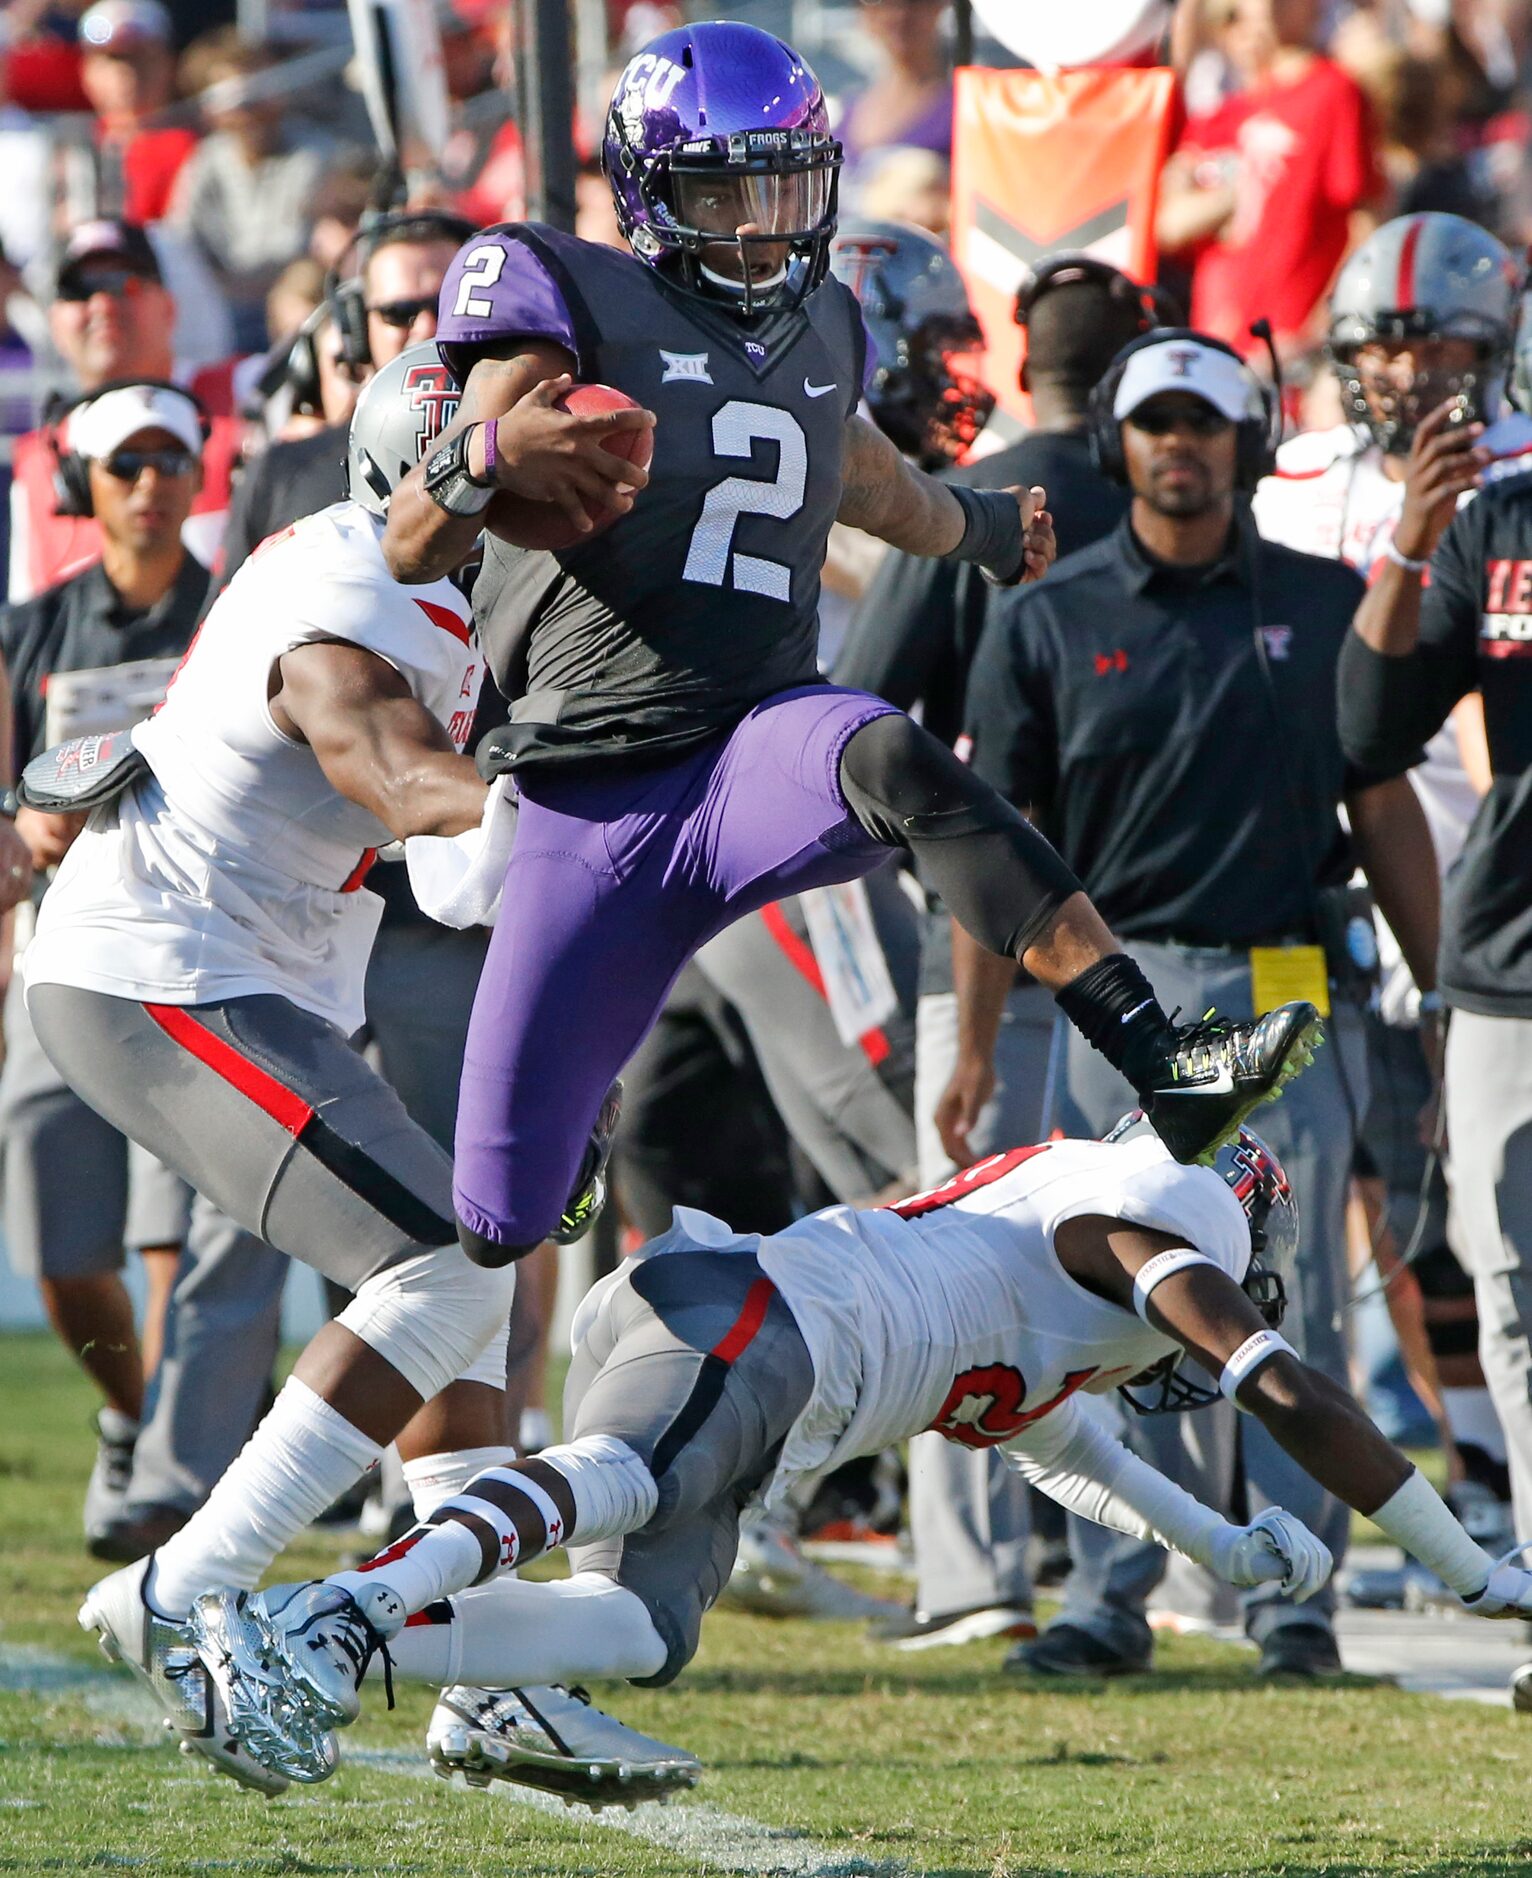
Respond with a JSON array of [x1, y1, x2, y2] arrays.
[[1240, 1355, 1412, 1517], [272, 642, 487, 841], [836, 414, 966, 553], [381, 341, 578, 583], [1347, 775, 1440, 993], [1350, 557, 1426, 657]]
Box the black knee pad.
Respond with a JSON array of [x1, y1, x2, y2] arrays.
[[838, 712, 1080, 958], [456, 1217, 542, 1268]]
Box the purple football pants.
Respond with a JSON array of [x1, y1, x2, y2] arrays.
[[453, 686, 896, 1248]]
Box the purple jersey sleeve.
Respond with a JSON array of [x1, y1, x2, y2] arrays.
[[436, 229, 580, 369]]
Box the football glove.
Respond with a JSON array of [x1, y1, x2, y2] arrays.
[[1211, 1507, 1332, 1602]]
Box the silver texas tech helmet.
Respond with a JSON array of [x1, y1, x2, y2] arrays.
[[347, 342, 461, 516], [1327, 212, 1520, 453]]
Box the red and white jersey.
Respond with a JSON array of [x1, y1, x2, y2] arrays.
[[1253, 415, 1532, 575], [26, 502, 482, 1033], [620, 1135, 1250, 1507]]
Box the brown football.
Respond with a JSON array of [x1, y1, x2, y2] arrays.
[[484, 382, 654, 552]]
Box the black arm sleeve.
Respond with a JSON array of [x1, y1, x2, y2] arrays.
[[1336, 509, 1480, 774]]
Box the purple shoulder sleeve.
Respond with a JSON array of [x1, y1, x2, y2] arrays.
[[435, 229, 579, 357]]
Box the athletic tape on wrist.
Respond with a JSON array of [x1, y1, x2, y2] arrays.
[[1132, 1248, 1218, 1322], [1373, 1466, 1496, 1597], [1219, 1329, 1296, 1403]]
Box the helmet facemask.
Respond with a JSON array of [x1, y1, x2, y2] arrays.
[[1329, 312, 1508, 456], [620, 127, 841, 318]]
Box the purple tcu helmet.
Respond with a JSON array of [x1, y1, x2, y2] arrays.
[[1102, 1112, 1297, 1415], [602, 20, 841, 318]]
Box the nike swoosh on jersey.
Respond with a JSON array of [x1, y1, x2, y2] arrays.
[[804, 379, 838, 398]]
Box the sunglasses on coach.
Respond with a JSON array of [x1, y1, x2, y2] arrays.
[[1127, 404, 1233, 437], [100, 448, 198, 481], [367, 296, 437, 329]]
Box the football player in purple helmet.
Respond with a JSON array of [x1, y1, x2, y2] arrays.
[[376, 19, 1323, 1278]]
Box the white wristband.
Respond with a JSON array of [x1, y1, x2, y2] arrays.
[[1371, 1466, 1495, 1598], [1219, 1329, 1296, 1403], [1132, 1248, 1218, 1322], [1383, 539, 1428, 574]]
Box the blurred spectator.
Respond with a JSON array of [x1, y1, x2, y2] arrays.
[[78, 0, 198, 225], [1157, 0, 1383, 356], [264, 254, 323, 349], [858, 147, 950, 237], [169, 29, 343, 350], [839, 0, 951, 204], [2, 0, 91, 113], [9, 217, 239, 599], [307, 156, 375, 272]]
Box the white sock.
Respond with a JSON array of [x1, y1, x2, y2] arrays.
[[402, 1447, 516, 1521], [380, 1573, 667, 1688], [98, 1405, 140, 1443], [1443, 1386, 1508, 1464], [149, 1379, 382, 1618]]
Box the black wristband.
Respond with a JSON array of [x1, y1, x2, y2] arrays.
[[947, 485, 1025, 585]]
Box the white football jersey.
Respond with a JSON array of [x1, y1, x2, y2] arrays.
[[622, 1135, 1250, 1509], [26, 503, 483, 1034]]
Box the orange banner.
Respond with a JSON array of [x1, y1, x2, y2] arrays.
[[951, 66, 1180, 436]]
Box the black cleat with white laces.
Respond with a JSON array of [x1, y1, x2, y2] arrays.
[[1126, 1001, 1323, 1166]]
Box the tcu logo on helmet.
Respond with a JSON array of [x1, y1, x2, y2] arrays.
[[929, 1362, 1098, 1449], [619, 52, 685, 138], [405, 363, 459, 462]]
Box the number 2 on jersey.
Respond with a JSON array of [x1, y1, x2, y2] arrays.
[[453, 245, 507, 320], [682, 400, 806, 603]]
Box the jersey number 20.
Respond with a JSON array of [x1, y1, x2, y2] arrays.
[[683, 401, 806, 604]]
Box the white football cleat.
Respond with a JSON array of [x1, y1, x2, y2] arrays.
[[183, 1579, 405, 1785], [427, 1684, 701, 1809], [77, 1556, 289, 1797], [723, 1510, 905, 1622]]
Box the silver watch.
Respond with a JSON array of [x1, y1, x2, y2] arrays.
[[423, 429, 495, 517]]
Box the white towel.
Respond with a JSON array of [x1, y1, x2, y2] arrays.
[[404, 775, 517, 927]]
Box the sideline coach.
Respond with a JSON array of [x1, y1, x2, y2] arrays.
[[959, 330, 1439, 1680]]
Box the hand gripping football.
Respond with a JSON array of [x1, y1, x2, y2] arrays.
[[486, 382, 654, 553]]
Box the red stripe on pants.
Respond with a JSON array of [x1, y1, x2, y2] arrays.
[[143, 1003, 316, 1137], [711, 1275, 777, 1363]]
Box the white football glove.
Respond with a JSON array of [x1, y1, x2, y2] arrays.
[[1211, 1507, 1332, 1602], [1461, 1546, 1532, 1618]]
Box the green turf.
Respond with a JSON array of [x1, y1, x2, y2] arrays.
[[0, 1330, 1523, 1877]]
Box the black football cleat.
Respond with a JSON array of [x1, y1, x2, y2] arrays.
[[552, 1080, 622, 1246], [1131, 1001, 1323, 1166]]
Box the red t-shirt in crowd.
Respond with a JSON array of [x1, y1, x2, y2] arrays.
[[98, 126, 201, 227], [1177, 56, 1379, 353]]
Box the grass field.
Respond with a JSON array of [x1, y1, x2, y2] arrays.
[[1, 1329, 1528, 1878]]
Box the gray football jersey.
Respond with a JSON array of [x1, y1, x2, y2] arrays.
[[444, 224, 869, 770]]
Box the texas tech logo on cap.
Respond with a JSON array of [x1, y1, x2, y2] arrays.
[[405, 363, 459, 461], [1165, 346, 1200, 378]]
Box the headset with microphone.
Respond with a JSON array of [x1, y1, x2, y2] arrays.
[[50, 378, 212, 520], [325, 208, 479, 378], [1087, 324, 1284, 493]]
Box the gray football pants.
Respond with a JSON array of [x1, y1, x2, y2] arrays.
[[1051, 942, 1366, 1656], [694, 863, 920, 1201], [904, 969, 1061, 1618], [121, 920, 492, 1513], [1444, 1011, 1532, 1543], [565, 1247, 815, 1682]]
